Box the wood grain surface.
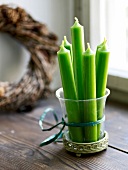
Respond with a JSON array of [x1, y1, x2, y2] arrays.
[[0, 96, 128, 170]]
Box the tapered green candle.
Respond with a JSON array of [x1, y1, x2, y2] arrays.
[[71, 17, 85, 100], [96, 41, 110, 97], [71, 17, 85, 132], [57, 41, 84, 142], [96, 40, 110, 139], [64, 36, 73, 62], [83, 43, 97, 142]]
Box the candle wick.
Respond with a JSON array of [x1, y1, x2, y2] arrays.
[[74, 17, 79, 23], [104, 37, 107, 44], [64, 36, 67, 42], [60, 40, 64, 49], [87, 42, 90, 49]]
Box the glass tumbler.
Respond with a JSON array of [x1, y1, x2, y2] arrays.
[[56, 87, 110, 155]]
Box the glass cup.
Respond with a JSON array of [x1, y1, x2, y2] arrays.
[[56, 87, 110, 143]]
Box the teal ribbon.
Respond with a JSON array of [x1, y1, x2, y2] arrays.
[[39, 108, 105, 147]]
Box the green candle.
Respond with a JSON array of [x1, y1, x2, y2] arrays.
[[96, 41, 110, 97], [83, 43, 97, 142], [71, 17, 85, 100], [57, 41, 84, 142], [64, 36, 73, 62], [96, 40, 110, 139], [71, 17, 85, 133]]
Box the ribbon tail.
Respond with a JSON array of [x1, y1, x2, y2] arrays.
[[40, 123, 65, 147]]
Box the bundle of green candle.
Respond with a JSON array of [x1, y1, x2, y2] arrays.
[[57, 17, 110, 143]]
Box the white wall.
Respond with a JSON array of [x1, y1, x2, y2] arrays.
[[0, 0, 74, 88]]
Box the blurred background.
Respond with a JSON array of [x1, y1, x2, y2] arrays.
[[0, 0, 128, 103]]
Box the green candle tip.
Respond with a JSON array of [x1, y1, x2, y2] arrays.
[[99, 40, 108, 51], [84, 42, 94, 55]]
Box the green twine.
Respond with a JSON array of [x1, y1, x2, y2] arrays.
[[39, 108, 105, 147]]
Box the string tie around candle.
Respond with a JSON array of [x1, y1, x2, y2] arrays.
[[39, 108, 105, 147]]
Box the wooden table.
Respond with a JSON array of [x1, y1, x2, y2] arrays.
[[0, 96, 128, 170]]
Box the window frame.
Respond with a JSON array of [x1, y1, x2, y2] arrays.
[[74, 0, 128, 104]]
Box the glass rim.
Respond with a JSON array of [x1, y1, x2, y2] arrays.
[[56, 87, 110, 102]]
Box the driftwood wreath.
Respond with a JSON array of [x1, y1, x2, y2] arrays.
[[0, 5, 58, 111]]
